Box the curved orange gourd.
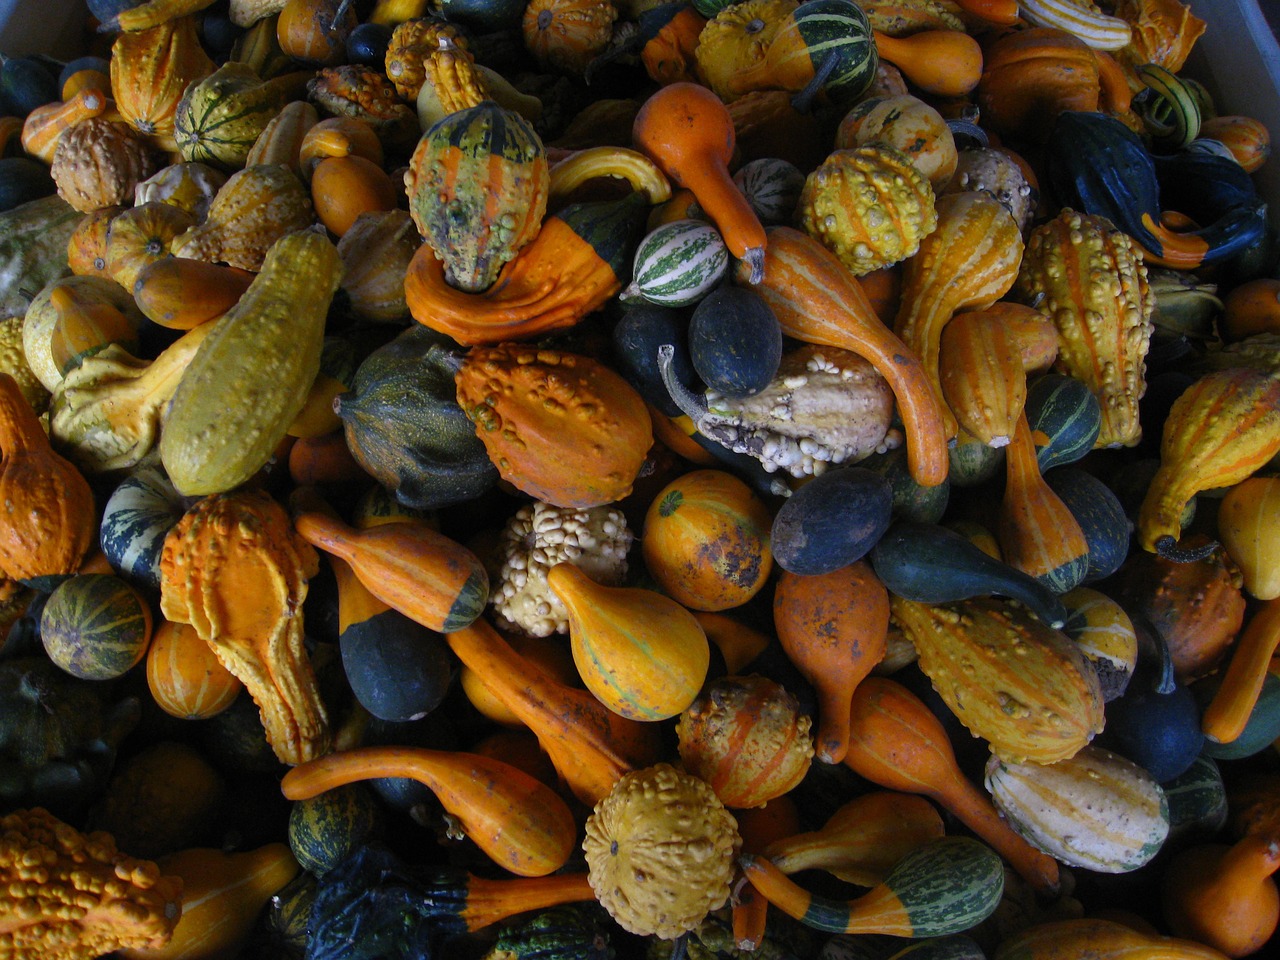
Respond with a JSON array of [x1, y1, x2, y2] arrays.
[[1161, 834, 1280, 958], [872, 29, 984, 97]]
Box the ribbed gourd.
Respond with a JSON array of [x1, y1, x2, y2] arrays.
[[405, 100, 549, 293], [1015, 208, 1154, 450], [796, 144, 936, 277], [891, 593, 1105, 764], [173, 62, 301, 168]]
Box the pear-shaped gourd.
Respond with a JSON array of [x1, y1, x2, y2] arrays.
[[547, 562, 709, 721]]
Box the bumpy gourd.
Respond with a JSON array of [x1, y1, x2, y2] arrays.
[[893, 593, 1105, 763], [161, 228, 341, 496], [405, 100, 549, 293], [159, 488, 330, 766], [1016, 208, 1153, 449], [583, 763, 741, 939], [454, 342, 653, 509], [797, 144, 937, 277]]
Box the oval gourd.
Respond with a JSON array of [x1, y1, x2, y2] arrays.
[[622, 218, 729, 307], [771, 467, 893, 575], [984, 744, 1170, 874], [1044, 466, 1133, 583], [548, 562, 710, 722], [1218, 475, 1280, 600], [338, 599, 455, 723], [145, 617, 244, 721], [99, 463, 188, 591], [287, 783, 382, 877], [41, 573, 154, 681], [610, 303, 698, 418], [1023, 373, 1102, 472], [687, 284, 782, 398], [641, 468, 774, 612]]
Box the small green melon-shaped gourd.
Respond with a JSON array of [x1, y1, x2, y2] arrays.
[[547, 562, 709, 722]]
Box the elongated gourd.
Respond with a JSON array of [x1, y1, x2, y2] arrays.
[[734, 225, 949, 488], [1201, 598, 1280, 746], [740, 836, 1004, 937], [992, 918, 1232, 960], [160, 228, 341, 497], [281, 746, 577, 877]]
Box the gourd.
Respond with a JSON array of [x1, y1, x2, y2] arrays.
[[796, 144, 937, 277], [287, 782, 381, 878], [770, 466, 893, 575], [145, 617, 244, 720], [894, 190, 1025, 442], [173, 62, 307, 168], [170, 163, 316, 272], [1198, 114, 1271, 174], [1059, 585, 1138, 701], [523, 0, 618, 75], [1023, 373, 1102, 472], [310, 154, 398, 237], [692, 0, 798, 104], [405, 193, 650, 345], [583, 762, 740, 939], [938, 305, 1026, 448], [110, 14, 215, 152], [640, 467, 774, 611], [24, 277, 145, 386], [772, 560, 888, 764], [762, 791, 945, 886], [336, 209, 417, 323], [733, 226, 949, 488], [868, 520, 1068, 628], [98, 462, 188, 591], [454, 342, 654, 509], [985, 744, 1169, 873], [996, 411, 1091, 593], [1200, 598, 1280, 748], [276, 0, 359, 65], [161, 228, 340, 496], [1044, 467, 1132, 583], [51, 118, 156, 214], [445, 616, 662, 805], [897, 591, 1105, 764], [133, 161, 226, 220], [740, 836, 1004, 937], [282, 746, 577, 876], [675, 674, 814, 809], [161, 488, 331, 767], [547, 562, 710, 721], [992, 917, 1232, 960], [834, 94, 957, 191], [405, 100, 549, 294], [842, 675, 1061, 896], [292, 487, 489, 635], [632, 81, 768, 283], [0, 194, 83, 322], [306, 65, 419, 153], [976, 28, 1105, 145], [622, 218, 729, 307], [131, 257, 255, 330], [1136, 367, 1280, 557], [0, 372, 96, 587], [19, 87, 110, 165], [1161, 834, 1280, 958], [871, 27, 983, 97], [40, 573, 154, 681], [104, 202, 196, 291]]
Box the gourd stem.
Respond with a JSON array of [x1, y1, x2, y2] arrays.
[[1154, 534, 1220, 564], [790, 52, 839, 116], [657, 344, 710, 422]]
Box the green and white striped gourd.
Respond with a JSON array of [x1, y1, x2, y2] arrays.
[[1024, 373, 1101, 472], [99, 462, 188, 591], [984, 744, 1169, 873], [733, 158, 806, 226], [1163, 754, 1229, 844], [621, 218, 729, 307]]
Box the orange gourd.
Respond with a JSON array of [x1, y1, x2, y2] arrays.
[[632, 82, 768, 283], [843, 675, 1061, 896], [20, 87, 110, 164], [310, 154, 399, 237], [282, 746, 577, 877], [445, 616, 662, 805], [145, 617, 244, 720], [276, 0, 359, 65], [993, 918, 1233, 960], [1201, 598, 1280, 746], [939, 305, 1027, 447], [772, 560, 889, 764], [131, 257, 255, 330], [872, 28, 983, 97], [1220, 278, 1280, 342], [734, 225, 949, 488], [67, 206, 121, 279], [1161, 834, 1280, 958]]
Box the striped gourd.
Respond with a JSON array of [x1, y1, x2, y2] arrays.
[[732, 157, 806, 226], [984, 744, 1170, 873], [740, 835, 1004, 937], [772, 0, 879, 104], [1017, 0, 1131, 51], [99, 462, 188, 591], [406, 101, 549, 294], [287, 783, 381, 877], [1023, 373, 1101, 472], [621, 218, 729, 307], [40, 573, 154, 681], [173, 63, 296, 168], [1059, 586, 1137, 701], [1163, 755, 1229, 844], [145, 618, 243, 720], [892, 593, 1105, 764]]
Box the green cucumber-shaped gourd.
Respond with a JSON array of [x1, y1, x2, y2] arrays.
[[740, 836, 1003, 937], [621, 218, 728, 307], [869, 521, 1067, 628], [161, 228, 342, 496]]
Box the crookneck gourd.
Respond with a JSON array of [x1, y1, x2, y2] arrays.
[[159, 487, 330, 766], [454, 342, 654, 509], [1015, 207, 1154, 449], [0, 372, 97, 588], [404, 100, 549, 293]]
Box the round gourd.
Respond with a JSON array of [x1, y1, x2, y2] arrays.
[[732, 157, 805, 225], [99, 464, 188, 592], [1045, 467, 1133, 583], [287, 783, 382, 877], [771, 467, 894, 575], [346, 22, 393, 66], [622, 219, 729, 307], [146, 618, 244, 721], [41, 573, 154, 681], [610, 303, 698, 418], [1024, 373, 1102, 471], [583, 763, 740, 939], [687, 285, 783, 399], [641, 468, 774, 612], [340, 615, 455, 723]]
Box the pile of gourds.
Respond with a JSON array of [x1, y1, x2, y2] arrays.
[[1, 0, 1280, 956]]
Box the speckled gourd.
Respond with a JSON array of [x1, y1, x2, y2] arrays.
[[1015, 208, 1154, 450], [892, 593, 1105, 764]]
